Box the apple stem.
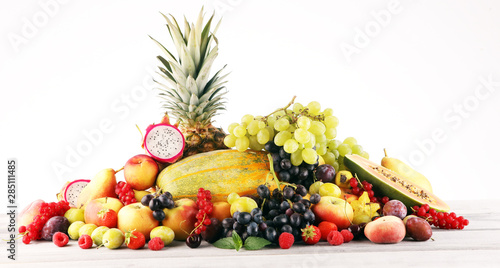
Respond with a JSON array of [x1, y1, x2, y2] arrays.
[[115, 167, 124, 173], [384, 148, 388, 157]]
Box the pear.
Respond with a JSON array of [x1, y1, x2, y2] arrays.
[[381, 149, 433, 193], [76, 168, 119, 209]]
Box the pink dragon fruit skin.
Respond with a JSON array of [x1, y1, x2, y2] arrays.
[[143, 123, 185, 163], [62, 179, 90, 208]]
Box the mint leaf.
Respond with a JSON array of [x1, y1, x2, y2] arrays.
[[213, 237, 236, 250], [232, 231, 243, 251], [243, 237, 271, 250]]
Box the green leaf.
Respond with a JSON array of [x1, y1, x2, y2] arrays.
[[212, 237, 235, 250], [243, 237, 271, 250], [232, 231, 243, 251]]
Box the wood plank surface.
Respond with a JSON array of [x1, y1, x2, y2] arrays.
[[1, 200, 499, 267]]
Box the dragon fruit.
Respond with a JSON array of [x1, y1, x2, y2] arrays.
[[143, 116, 185, 163], [57, 179, 90, 208]]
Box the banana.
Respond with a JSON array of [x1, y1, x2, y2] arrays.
[[381, 149, 433, 193]]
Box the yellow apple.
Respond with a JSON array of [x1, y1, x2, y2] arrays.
[[117, 203, 158, 240]]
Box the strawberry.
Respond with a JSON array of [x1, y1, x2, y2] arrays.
[[97, 209, 118, 228], [318, 221, 337, 241], [125, 230, 146, 250], [279, 232, 294, 249], [301, 225, 321, 245]]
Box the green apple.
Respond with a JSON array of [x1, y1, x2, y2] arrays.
[[150, 226, 175, 246], [79, 223, 97, 238], [102, 228, 124, 249], [68, 221, 86, 240], [64, 208, 85, 224], [91, 226, 110, 246]]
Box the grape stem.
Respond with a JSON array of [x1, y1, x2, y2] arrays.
[[263, 96, 297, 119]]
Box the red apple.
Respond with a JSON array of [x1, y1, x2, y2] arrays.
[[124, 154, 159, 191], [18, 199, 44, 227], [311, 196, 354, 230], [84, 197, 124, 226], [364, 215, 406, 244], [117, 203, 158, 240], [162, 198, 198, 241]]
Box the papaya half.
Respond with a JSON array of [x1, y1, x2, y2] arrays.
[[156, 149, 274, 202], [344, 154, 449, 212]]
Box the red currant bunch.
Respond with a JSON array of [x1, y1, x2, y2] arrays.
[[349, 177, 389, 204], [23, 200, 70, 244], [412, 204, 469, 230], [115, 181, 137, 205], [193, 188, 213, 235]]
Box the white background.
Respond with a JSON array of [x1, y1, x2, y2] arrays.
[[1, 0, 499, 211]]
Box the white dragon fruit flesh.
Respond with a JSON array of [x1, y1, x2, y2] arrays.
[[60, 179, 90, 208], [143, 122, 185, 163]]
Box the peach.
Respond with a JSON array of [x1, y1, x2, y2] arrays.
[[84, 197, 124, 226], [162, 198, 198, 241], [311, 196, 354, 229], [364, 216, 406, 244], [212, 201, 231, 222], [117, 203, 158, 240], [124, 154, 159, 191], [18, 199, 44, 227]]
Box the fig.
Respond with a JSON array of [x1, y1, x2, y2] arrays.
[[405, 216, 432, 241]]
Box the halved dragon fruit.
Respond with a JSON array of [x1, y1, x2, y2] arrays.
[[143, 121, 185, 163], [57, 179, 90, 208]]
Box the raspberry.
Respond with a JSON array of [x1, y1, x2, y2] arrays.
[[53, 232, 69, 247], [318, 221, 337, 241], [279, 232, 294, 249], [327, 231, 344, 246], [340, 230, 354, 243], [148, 237, 164, 251], [78, 234, 93, 249]]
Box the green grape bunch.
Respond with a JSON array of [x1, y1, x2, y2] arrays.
[[224, 97, 369, 171]]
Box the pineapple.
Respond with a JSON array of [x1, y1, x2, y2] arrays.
[[150, 8, 228, 157]]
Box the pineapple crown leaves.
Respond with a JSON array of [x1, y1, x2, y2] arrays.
[[150, 7, 228, 127]]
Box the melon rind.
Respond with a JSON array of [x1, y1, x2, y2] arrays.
[[344, 155, 449, 212], [156, 149, 274, 202]]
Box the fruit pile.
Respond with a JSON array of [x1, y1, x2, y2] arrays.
[[16, 8, 469, 252]]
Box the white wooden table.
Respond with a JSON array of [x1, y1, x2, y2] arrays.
[[1, 200, 499, 267]]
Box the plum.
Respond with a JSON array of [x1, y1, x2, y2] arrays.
[[41, 216, 70, 241], [201, 218, 223, 243], [405, 216, 432, 241], [382, 200, 407, 219]]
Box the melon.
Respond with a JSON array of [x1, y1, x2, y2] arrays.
[[344, 154, 449, 212], [156, 149, 274, 202]]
